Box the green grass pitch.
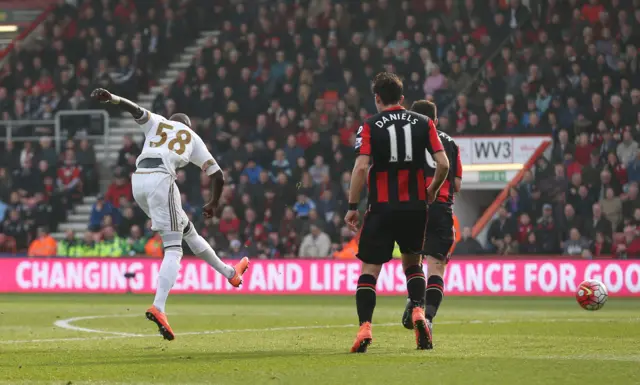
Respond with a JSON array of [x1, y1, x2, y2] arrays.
[[0, 294, 639, 385]]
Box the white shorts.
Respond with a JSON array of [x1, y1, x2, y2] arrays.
[[132, 171, 188, 232]]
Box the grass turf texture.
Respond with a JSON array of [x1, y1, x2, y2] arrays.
[[0, 295, 639, 385]]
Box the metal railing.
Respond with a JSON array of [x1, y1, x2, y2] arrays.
[[0, 109, 109, 152]]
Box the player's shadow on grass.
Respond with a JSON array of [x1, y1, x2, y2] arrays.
[[1, 350, 349, 368]]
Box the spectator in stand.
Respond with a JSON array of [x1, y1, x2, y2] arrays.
[[560, 204, 584, 242], [594, 169, 621, 201], [537, 204, 560, 254], [612, 226, 640, 259], [36, 137, 58, 167], [228, 240, 246, 260], [0, 233, 17, 253], [56, 152, 83, 210], [520, 231, 541, 255], [144, 232, 163, 258], [591, 232, 612, 258], [293, 194, 316, 219], [97, 226, 124, 257], [581, 151, 603, 189], [57, 230, 79, 257], [1, 209, 32, 250], [27, 227, 57, 257], [622, 183, 639, 224], [628, 152, 640, 183], [505, 187, 522, 216], [486, 206, 516, 252], [219, 206, 240, 237], [586, 203, 613, 242], [125, 225, 147, 256], [105, 170, 132, 209], [117, 205, 137, 238], [631, 208, 640, 230], [599, 187, 623, 232], [573, 132, 593, 166], [604, 152, 628, 187], [76, 139, 98, 195], [497, 233, 519, 255], [563, 228, 591, 257], [76, 232, 97, 257], [453, 227, 483, 255], [299, 224, 331, 258], [117, 135, 140, 168], [617, 130, 639, 166], [517, 213, 534, 244], [89, 194, 117, 232]]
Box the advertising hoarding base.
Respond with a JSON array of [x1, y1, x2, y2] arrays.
[[0, 258, 638, 296]]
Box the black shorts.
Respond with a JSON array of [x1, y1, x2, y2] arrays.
[[357, 209, 427, 265], [424, 202, 455, 262]]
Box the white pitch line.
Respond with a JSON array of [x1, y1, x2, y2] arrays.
[[54, 314, 145, 337], [0, 315, 637, 345]]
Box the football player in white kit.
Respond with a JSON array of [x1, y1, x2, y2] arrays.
[[91, 88, 249, 341]]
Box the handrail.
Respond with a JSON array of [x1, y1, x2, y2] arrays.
[[0, 4, 56, 63], [471, 140, 552, 238], [0, 110, 110, 154], [54, 110, 110, 154]]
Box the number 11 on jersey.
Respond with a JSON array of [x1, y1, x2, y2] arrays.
[[386, 123, 413, 162]]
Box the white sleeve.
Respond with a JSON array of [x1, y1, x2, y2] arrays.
[[190, 135, 221, 176], [135, 109, 164, 135]]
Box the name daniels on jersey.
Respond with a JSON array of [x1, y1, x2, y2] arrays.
[[374, 113, 419, 128]]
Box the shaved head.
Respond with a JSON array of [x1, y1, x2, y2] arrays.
[[169, 113, 191, 128]]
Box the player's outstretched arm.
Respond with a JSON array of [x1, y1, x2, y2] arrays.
[[203, 170, 225, 219], [91, 88, 145, 120]]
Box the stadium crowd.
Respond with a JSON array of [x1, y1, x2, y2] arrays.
[[0, 0, 639, 258]]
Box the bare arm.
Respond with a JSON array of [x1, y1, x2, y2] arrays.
[[348, 155, 369, 206], [344, 155, 369, 232], [428, 150, 450, 193], [203, 170, 225, 219], [454, 145, 463, 192], [425, 120, 449, 201], [91, 88, 144, 120]]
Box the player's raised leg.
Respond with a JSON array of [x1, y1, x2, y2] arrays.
[[182, 221, 249, 286]]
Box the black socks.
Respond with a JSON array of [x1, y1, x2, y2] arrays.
[[405, 265, 426, 306], [425, 275, 445, 322], [356, 274, 377, 325]]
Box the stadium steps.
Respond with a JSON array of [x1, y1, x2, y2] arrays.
[[52, 31, 219, 240], [51, 196, 96, 239]]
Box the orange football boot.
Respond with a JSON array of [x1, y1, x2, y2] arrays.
[[412, 307, 433, 350], [228, 257, 250, 287], [350, 322, 373, 353], [145, 306, 175, 341]]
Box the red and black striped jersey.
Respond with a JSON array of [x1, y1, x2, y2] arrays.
[[425, 130, 463, 206], [355, 105, 444, 211]]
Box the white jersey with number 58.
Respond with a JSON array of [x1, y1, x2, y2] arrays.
[[135, 110, 220, 177]]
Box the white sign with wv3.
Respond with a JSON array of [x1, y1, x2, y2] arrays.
[[454, 136, 551, 165]]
